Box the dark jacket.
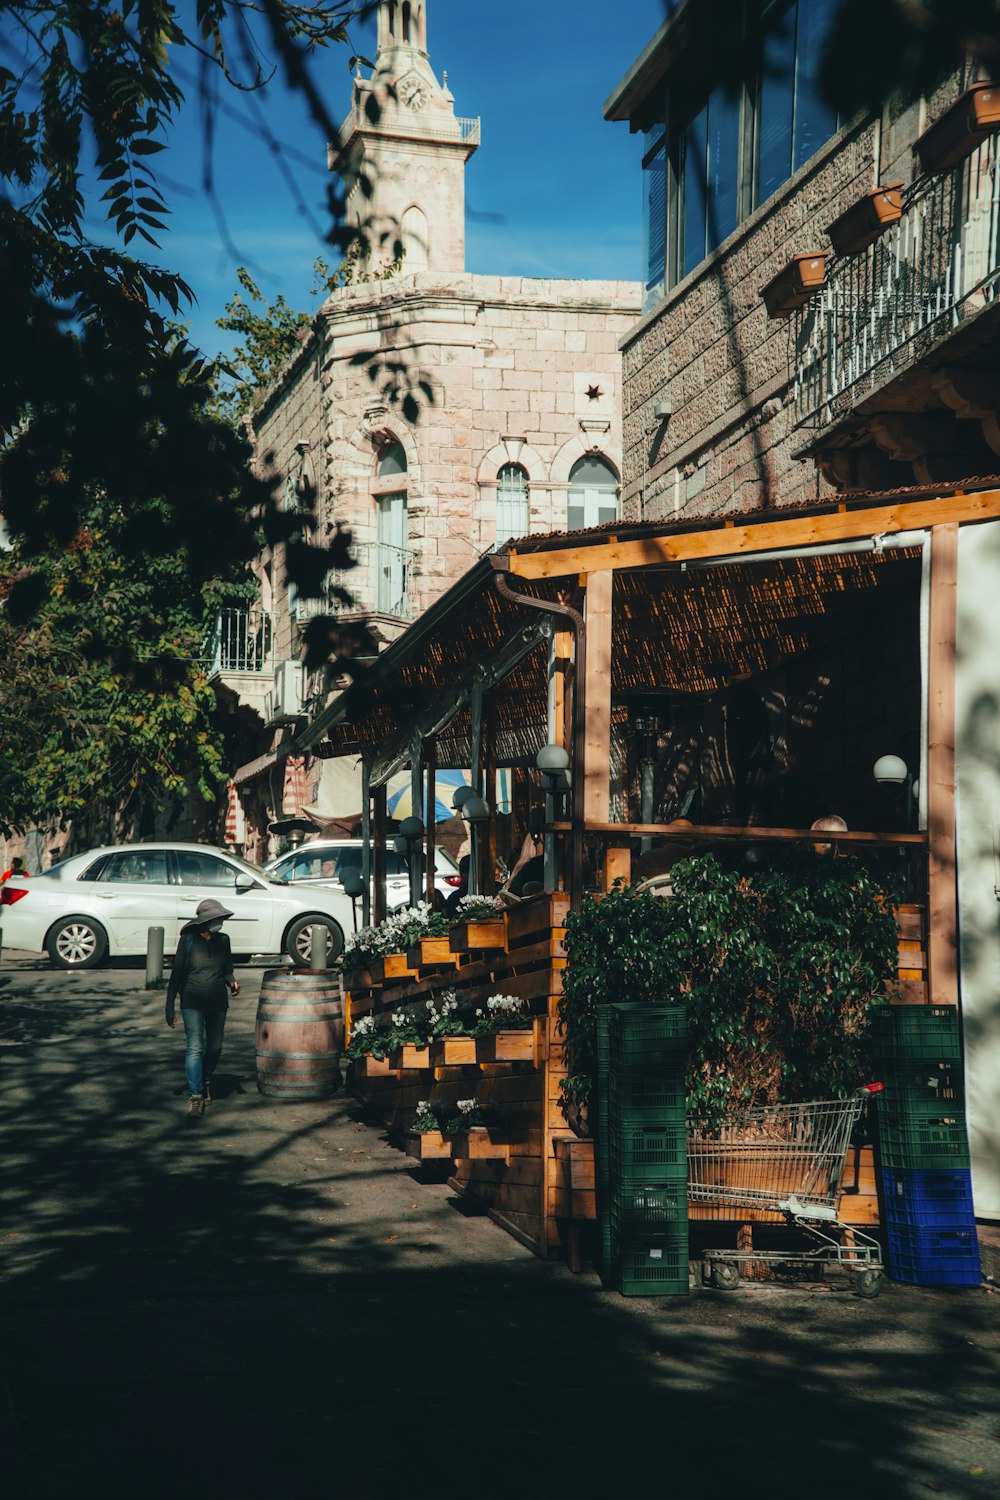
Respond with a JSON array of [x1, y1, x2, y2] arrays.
[[165, 931, 235, 1022]]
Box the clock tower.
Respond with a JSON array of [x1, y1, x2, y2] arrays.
[[332, 1, 480, 274]]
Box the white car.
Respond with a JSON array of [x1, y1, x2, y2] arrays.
[[264, 838, 463, 910], [0, 843, 355, 970]]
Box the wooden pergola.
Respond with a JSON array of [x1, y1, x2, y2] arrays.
[[303, 482, 1000, 1010]]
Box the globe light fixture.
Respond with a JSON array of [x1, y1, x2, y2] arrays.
[[452, 784, 475, 813], [873, 754, 909, 785], [398, 815, 424, 843], [461, 795, 490, 824], [536, 743, 570, 792]]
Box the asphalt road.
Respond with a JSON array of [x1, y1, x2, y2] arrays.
[[1, 953, 998, 1500]]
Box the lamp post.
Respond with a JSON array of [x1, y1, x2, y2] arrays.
[[873, 754, 913, 830], [341, 870, 365, 934], [536, 743, 571, 891], [398, 815, 424, 907], [461, 794, 490, 897]]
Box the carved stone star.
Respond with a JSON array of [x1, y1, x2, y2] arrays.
[[586, 384, 603, 401]]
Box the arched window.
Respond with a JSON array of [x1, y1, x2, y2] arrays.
[[376, 443, 408, 615], [400, 204, 428, 269], [568, 457, 619, 530], [401, 1, 411, 42], [496, 464, 529, 542]]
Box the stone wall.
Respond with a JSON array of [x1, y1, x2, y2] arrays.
[[619, 70, 968, 521]]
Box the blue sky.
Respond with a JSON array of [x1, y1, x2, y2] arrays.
[[153, 0, 668, 356]]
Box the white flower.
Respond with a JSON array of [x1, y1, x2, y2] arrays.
[[353, 1015, 375, 1035], [456, 1099, 478, 1113]]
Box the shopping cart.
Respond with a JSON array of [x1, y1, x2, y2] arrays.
[[688, 1086, 884, 1297]]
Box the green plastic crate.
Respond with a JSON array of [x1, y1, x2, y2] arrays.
[[869, 1005, 961, 1062], [610, 1236, 689, 1297], [877, 1101, 971, 1170]]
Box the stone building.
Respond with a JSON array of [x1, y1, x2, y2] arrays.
[[217, 0, 641, 845]]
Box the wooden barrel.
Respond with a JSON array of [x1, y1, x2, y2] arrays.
[[255, 968, 344, 1099]]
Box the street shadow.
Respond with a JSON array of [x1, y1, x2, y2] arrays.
[[0, 976, 997, 1500]]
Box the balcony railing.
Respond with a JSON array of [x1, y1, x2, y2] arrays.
[[293, 541, 414, 623], [793, 134, 1000, 426], [206, 607, 273, 676]]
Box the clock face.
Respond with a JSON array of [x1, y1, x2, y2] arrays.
[[399, 75, 427, 110]]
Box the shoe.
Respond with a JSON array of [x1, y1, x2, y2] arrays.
[[187, 1094, 205, 1118]]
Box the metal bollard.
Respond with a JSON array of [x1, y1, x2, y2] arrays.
[[310, 923, 327, 971], [145, 926, 165, 989]]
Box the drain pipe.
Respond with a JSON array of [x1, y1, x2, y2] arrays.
[[490, 559, 587, 910]]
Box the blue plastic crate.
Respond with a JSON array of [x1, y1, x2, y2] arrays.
[[886, 1224, 981, 1286], [879, 1166, 975, 1230]]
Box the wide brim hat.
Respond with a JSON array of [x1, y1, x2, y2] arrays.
[[180, 897, 234, 933]]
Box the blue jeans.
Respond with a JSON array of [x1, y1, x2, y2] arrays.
[[182, 1007, 226, 1096]]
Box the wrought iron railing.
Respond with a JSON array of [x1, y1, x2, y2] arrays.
[[206, 607, 274, 676], [292, 541, 414, 622], [793, 134, 1000, 426]]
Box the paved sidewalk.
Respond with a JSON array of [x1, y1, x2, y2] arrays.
[[1, 957, 998, 1500]]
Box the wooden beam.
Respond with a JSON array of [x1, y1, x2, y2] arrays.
[[926, 523, 960, 1007], [603, 842, 632, 890], [568, 821, 925, 846], [507, 490, 1000, 580], [583, 570, 613, 824]]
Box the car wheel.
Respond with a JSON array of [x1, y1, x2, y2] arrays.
[[284, 915, 345, 967], [46, 916, 109, 970]]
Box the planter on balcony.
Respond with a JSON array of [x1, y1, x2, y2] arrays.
[[917, 84, 1000, 175], [760, 253, 829, 318], [826, 184, 903, 256], [352, 1054, 398, 1078]]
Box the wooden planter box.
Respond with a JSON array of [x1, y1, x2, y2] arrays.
[[351, 1054, 398, 1078], [388, 1044, 432, 1069], [449, 919, 506, 953], [342, 965, 376, 992], [406, 936, 455, 968], [369, 953, 417, 982], [760, 252, 828, 318], [475, 1028, 534, 1064], [826, 183, 903, 256], [406, 1129, 507, 1161], [917, 83, 1000, 175], [428, 1036, 479, 1067]]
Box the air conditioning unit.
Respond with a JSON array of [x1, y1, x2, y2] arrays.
[[265, 660, 305, 724]]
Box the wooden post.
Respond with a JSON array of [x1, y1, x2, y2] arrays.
[[584, 570, 614, 824], [424, 737, 437, 906], [604, 842, 631, 892], [373, 783, 388, 925], [483, 694, 497, 896], [927, 523, 960, 1006], [360, 758, 372, 928], [554, 629, 572, 750]]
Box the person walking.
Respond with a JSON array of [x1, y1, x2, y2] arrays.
[[165, 898, 241, 1119]]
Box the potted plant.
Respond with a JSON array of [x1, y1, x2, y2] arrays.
[[473, 993, 535, 1062], [449, 895, 507, 954], [344, 902, 449, 979]]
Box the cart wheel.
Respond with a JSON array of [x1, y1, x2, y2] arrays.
[[854, 1268, 881, 1299], [711, 1262, 741, 1291]]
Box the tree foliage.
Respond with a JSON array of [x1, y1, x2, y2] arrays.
[[558, 854, 899, 1124], [0, 472, 256, 835]]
